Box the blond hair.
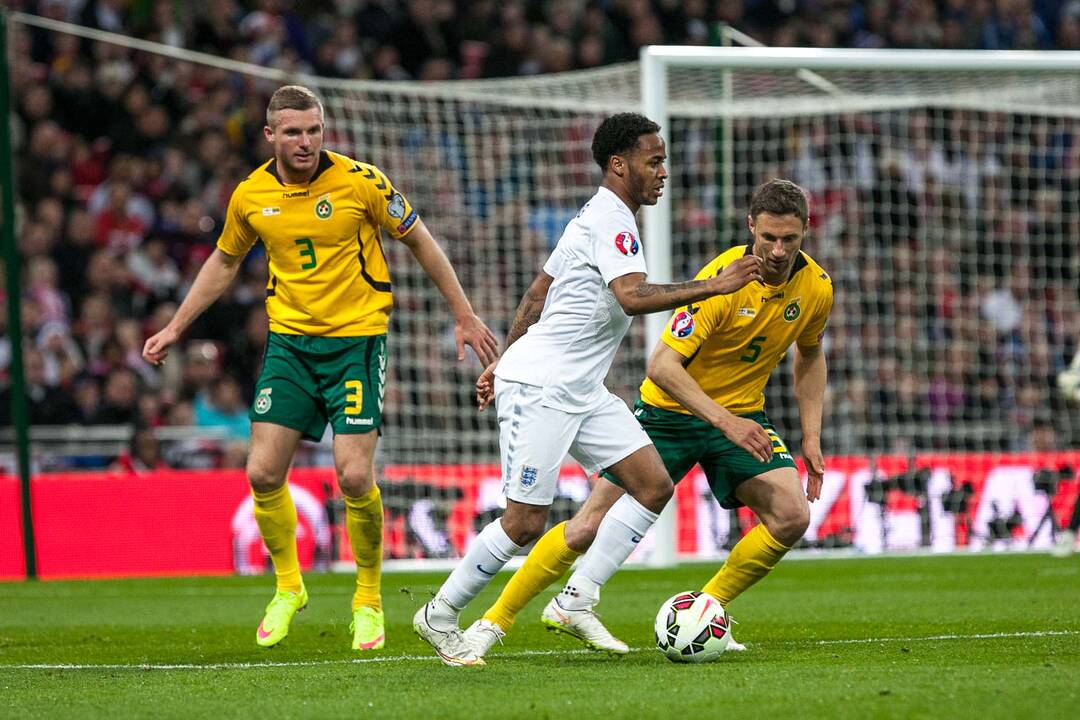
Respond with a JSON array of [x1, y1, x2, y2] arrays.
[[266, 85, 323, 128]]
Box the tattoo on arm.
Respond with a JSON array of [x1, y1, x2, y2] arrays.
[[505, 287, 546, 348], [631, 279, 703, 299]]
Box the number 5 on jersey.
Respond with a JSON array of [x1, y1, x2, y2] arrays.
[[740, 335, 767, 363]]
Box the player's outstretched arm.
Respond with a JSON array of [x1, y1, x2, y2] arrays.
[[608, 255, 763, 316], [793, 342, 827, 501], [142, 248, 244, 365], [646, 342, 773, 463], [399, 219, 499, 365], [476, 271, 554, 411]]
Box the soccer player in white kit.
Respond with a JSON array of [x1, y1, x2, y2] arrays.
[[413, 113, 764, 666]]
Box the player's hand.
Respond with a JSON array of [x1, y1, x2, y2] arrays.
[[142, 326, 180, 365], [718, 415, 773, 463], [802, 437, 825, 502], [711, 256, 764, 295], [475, 361, 498, 411], [455, 313, 499, 366]]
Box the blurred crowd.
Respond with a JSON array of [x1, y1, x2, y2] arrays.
[[15, 0, 1080, 81], [689, 110, 1080, 455], [2, 0, 1079, 473]]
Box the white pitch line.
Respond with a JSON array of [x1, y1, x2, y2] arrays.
[[813, 630, 1079, 645], [2, 647, 614, 671], [2, 630, 1077, 671]]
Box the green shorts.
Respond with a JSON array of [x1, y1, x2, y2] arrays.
[[606, 401, 797, 509], [250, 332, 386, 441]]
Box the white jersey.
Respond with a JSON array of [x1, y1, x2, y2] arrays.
[[495, 186, 647, 412]]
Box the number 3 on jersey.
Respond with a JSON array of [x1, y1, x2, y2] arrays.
[[295, 237, 317, 270]]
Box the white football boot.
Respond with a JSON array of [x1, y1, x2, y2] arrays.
[[412, 599, 485, 667], [540, 597, 629, 655], [463, 618, 506, 659]]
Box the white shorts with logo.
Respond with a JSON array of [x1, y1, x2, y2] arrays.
[[494, 378, 652, 506]]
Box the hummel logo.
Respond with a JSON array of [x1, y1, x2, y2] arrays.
[[476, 564, 496, 577]]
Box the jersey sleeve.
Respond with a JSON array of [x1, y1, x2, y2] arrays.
[[660, 261, 727, 359], [797, 277, 834, 348], [542, 248, 564, 278], [592, 211, 647, 284], [355, 164, 419, 240], [216, 184, 258, 257]]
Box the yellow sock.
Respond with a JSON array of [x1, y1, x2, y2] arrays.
[[702, 523, 791, 607], [345, 485, 383, 612], [252, 484, 303, 594], [482, 521, 581, 632]]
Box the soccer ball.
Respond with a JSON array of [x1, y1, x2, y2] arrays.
[[654, 591, 731, 663]]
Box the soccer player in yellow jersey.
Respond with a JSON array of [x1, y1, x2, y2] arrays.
[[142, 85, 498, 651], [463, 178, 832, 658]]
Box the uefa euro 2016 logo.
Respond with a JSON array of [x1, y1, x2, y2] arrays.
[[614, 231, 639, 256], [671, 310, 695, 338]]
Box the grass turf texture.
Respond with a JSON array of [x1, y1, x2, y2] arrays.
[[1, 553, 1077, 719]]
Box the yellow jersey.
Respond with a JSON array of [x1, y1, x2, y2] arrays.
[[639, 245, 833, 415], [217, 149, 418, 336]]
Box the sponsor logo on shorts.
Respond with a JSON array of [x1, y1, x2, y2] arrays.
[[315, 194, 333, 220], [670, 310, 695, 339], [520, 466, 538, 487], [614, 231, 639, 256], [397, 210, 418, 234], [346, 417, 374, 426], [254, 388, 272, 414]]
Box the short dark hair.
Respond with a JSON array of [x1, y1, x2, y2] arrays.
[[266, 85, 323, 128], [591, 113, 661, 172], [749, 179, 810, 224]]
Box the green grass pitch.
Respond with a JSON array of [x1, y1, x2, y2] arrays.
[[1, 553, 1078, 719]]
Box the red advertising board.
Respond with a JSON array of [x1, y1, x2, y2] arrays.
[[1, 452, 1077, 580], [0, 476, 25, 579]]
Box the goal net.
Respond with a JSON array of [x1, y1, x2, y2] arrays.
[[321, 48, 1080, 560], [10, 14, 1080, 569]]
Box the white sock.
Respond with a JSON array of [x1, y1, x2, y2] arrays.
[[430, 519, 522, 628], [558, 495, 658, 610]]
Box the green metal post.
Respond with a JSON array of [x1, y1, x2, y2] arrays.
[[0, 9, 36, 579]]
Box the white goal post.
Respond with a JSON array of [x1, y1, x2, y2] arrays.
[[640, 45, 1080, 566]]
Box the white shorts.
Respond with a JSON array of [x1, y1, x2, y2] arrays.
[[494, 378, 652, 506]]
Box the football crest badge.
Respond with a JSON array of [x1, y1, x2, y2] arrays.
[[315, 194, 333, 220], [783, 299, 802, 322]]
